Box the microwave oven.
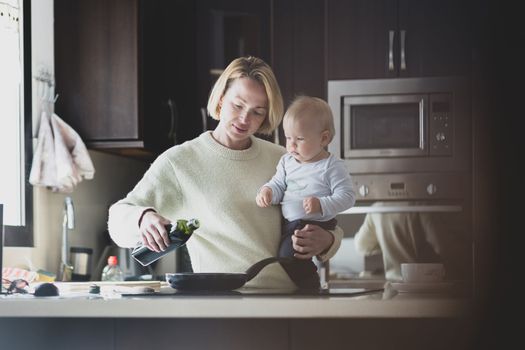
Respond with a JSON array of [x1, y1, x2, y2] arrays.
[[328, 77, 471, 202]]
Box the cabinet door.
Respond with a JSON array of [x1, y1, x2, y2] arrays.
[[195, 0, 271, 132], [272, 0, 326, 145], [398, 0, 471, 77], [141, 0, 199, 151], [55, 0, 199, 157], [273, 0, 326, 105], [327, 0, 471, 80], [55, 0, 141, 146], [327, 0, 397, 80]]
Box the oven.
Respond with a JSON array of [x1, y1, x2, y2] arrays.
[[326, 77, 473, 286]]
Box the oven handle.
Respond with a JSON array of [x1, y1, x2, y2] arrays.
[[400, 29, 407, 71], [341, 205, 462, 214], [388, 30, 395, 71]]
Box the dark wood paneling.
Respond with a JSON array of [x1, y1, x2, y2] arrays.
[[0, 317, 476, 350], [398, 0, 471, 77], [115, 319, 289, 350], [0, 318, 115, 350], [196, 0, 271, 120], [55, 0, 200, 158], [271, 0, 294, 107], [327, 0, 471, 80], [327, 0, 396, 80], [291, 0, 326, 100], [141, 0, 199, 149], [55, 0, 139, 141], [272, 0, 326, 144], [290, 319, 474, 350], [273, 0, 326, 104]]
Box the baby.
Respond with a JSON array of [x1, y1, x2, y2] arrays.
[[256, 96, 355, 289]]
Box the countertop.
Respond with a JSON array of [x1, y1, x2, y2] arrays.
[[0, 281, 471, 319]]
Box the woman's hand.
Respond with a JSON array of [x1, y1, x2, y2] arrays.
[[139, 210, 172, 252], [292, 224, 334, 259], [256, 186, 273, 207]]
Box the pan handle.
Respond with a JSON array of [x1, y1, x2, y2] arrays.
[[245, 257, 294, 282]]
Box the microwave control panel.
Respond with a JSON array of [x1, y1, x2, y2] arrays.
[[352, 173, 465, 201], [428, 93, 453, 156]]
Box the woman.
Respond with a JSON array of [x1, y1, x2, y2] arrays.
[[108, 56, 343, 289]]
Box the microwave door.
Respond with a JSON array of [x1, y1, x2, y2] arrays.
[[343, 94, 428, 159]]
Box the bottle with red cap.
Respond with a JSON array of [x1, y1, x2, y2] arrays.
[[101, 255, 124, 281]]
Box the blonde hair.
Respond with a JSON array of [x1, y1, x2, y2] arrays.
[[283, 96, 336, 143], [207, 56, 284, 135]]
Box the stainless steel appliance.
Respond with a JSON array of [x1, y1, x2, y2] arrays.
[[328, 76, 470, 203], [70, 247, 93, 281], [327, 77, 473, 285]]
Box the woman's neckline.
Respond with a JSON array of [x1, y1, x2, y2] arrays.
[[210, 130, 252, 150], [201, 131, 261, 160]]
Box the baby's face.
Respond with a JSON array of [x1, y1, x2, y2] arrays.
[[283, 117, 329, 163]]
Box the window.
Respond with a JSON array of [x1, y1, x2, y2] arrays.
[[0, 0, 32, 246]]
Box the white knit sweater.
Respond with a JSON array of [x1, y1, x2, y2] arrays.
[[108, 131, 342, 288]]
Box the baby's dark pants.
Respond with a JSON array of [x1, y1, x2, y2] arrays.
[[279, 218, 337, 289]]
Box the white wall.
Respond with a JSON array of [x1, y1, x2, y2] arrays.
[[4, 0, 151, 278]]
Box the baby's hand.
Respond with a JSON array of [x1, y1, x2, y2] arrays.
[[303, 197, 321, 214], [256, 187, 273, 208]]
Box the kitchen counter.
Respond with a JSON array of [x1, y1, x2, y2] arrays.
[[0, 282, 471, 319], [0, 282, 475, 350]]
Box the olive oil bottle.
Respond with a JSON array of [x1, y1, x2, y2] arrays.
[[131, 219, 199, 266]]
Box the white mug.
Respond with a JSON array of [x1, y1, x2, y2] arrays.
[[401, 263, 445, 283]]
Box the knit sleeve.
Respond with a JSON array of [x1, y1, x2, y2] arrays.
[[354, 214, 382, 256], [318, 158, 356, 217], [262, 155, 287, 205], [316, 225, 344, 262], [107, 153, 183, 248]]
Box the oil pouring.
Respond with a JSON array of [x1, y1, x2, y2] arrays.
[[131, 219, 199, 266]]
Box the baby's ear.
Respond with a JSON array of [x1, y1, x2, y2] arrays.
[[321, 130, 331, 146]]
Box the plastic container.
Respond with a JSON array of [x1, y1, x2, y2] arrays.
[[101, 255, 124, 281]]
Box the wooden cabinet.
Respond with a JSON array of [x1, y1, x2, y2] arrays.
[[194, 0, 271, 132], [55, 0, 199, 159], [140, 0, 199, 154], [55, 0, 272, 158], [55, 0, 473, 157], [55, 0, 140, 147], [272, 0, 326, 104], [271, 0, 326, 144], [327, 0, 471, 80]]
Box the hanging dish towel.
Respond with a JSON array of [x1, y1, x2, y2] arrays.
[[29, 111, 95, 193]]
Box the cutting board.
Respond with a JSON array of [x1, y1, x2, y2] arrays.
[[52, 280, 163, 294]]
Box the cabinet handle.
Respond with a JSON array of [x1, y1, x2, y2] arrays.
[[388, 30, 395, 71], [167, 98, 178, 145], [400, 30, 407, 71]]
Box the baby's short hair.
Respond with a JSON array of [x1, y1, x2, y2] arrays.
[[284, 96, 336, 143]]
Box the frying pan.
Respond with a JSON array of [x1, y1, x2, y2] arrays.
[[166, 257, 293, 291]]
